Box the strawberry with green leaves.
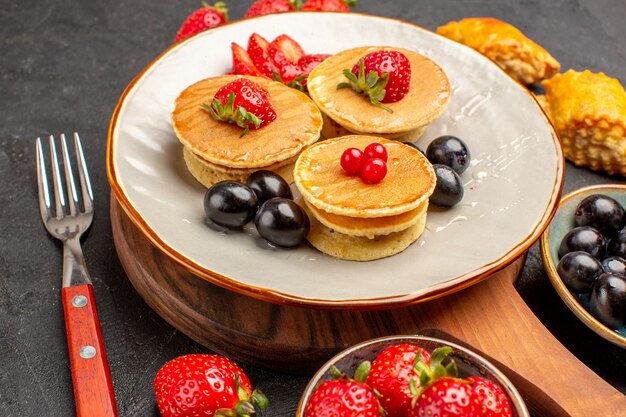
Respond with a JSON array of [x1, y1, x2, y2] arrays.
[[244, 0, 300, 18], [203, 78, 277, 136], [175, 2, 229, 42], [365, 344, 431, 417], [154, 354, 267, 417], [301, 0, 358, 11], [338, 50, 411, 112], [305, 363, 384, 417]]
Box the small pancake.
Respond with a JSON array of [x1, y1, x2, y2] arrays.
[[303, 202, 427, 261], [305, 199, 428, 238], [183, 146, 295, 187], [308, 46, 451, 135], [172, 74, 322, 169], [320, 113, 426, 142], [294, 135, 436, 218]]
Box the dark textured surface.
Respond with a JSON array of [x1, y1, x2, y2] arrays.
[[1, 0, 625, 416]]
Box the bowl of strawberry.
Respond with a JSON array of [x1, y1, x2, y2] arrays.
[[296, 335, 528, 417]]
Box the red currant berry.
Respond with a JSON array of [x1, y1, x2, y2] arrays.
[[341, 148, 365, 175], [364, 142, 388, 162], [360, 158, 387, 183]]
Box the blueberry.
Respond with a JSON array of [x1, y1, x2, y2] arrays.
[[430, 164, 464, 207], [575, 194, 625, 237], [589, 272, 626, 330], [608, 228, 626, 258], [426, 135, 471, 174], [558, 226, 606, 259], [204, 181, 258, 228], [557, 251, 602, 293], [255, 198, 310, 247], [246, 170, 292, 205], [601, 256, 626, 276]]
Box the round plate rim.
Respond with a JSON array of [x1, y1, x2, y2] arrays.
[[107, 12, 564, 309]]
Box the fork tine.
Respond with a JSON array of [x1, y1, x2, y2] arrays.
[[61, 133, 79, 216], [73, 133, 94, 213], [36, 137, 52, 222], [49, 135, 67, 219]]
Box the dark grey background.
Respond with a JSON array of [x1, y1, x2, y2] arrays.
[[1, 0, 625, 416]]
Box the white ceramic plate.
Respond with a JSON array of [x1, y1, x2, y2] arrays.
[[108, 12, 563, 308]]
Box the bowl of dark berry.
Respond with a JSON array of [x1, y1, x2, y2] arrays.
[[541, 184, 626, 348], [296, 335, 528, 417]]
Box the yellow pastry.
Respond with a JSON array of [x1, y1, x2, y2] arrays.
[[437, 17, 560, 85], [172, 75, 323, 187], [307, 46, 451, 141], [542, 70, 626, 176]]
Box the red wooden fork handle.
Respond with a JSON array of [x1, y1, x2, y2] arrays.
[[62, 284, 118, 417]]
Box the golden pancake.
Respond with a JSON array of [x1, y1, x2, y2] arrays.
[[303, 202, 427, 261], [172, 74, 323, 169], [294, 135, 436, 218], [307, 46, 451, 137], [182, 146, 296, 187], [320, 113, 426, 142], [305, 199, 428, 238]]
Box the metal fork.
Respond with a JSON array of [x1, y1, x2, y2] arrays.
[[36, 133, 118, 417]]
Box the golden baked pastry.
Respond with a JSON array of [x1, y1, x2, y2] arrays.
[[172, 74, 322, 186], [307, 46, 450, 141], [542, 70, 626, 176], [436, 17, 560, 85], [294, 135, 435, 261]]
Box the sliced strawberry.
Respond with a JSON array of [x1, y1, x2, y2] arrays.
[[269, 34, 305, 67], [247, 33, 278, 78], [231, 42, 263, 76], [297, 54, 330, 75]]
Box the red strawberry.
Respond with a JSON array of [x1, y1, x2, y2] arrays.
[[366, 344, 432, 417], [244, 0, 299, 18], [297, 54, 330, 75], [247, 33, 279, 78], [154, 354, 267, 417], [337, 50, 411, 112], [410, 378, 473, 417], [305, 364, 383, 417], [174, 2, 229, 42], [269, 34, 305, 67], [203, 78, 277, 136], [301, 0, 358, 12], [231, 42, 263, 76], [466, 376, 513, 417]]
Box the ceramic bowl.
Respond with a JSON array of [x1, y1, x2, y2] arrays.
[[295, 335, 529, 416], [540, 184, 626, 348]]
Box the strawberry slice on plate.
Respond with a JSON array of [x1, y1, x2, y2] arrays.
[[269, 34, 305, 68], [231, 42, 263, 76], [297, 54, 330, 75], [247, 33, 279, 78]]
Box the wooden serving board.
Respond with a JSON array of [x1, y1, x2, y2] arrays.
[[111, 196, 625, 417]]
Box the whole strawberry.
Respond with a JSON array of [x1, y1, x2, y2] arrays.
[[203, 78, 277, 136], [466, 376, 513, 417], [366, 344, 431, 417], [305, 364, 383, 417], [301, 0, 358, 11], [338, 50, 411, 112], [154, 354, 268, 417], [244, 0, 300, 18], [175, 2, 229, 42]]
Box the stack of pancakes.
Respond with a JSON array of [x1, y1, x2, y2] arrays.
[[294, 135, 436, 261], [307, 46, 451, 142], [172, 75, 323, 187]]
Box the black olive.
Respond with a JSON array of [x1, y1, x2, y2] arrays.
[[203, 181, 258, 228], [426, 135, 471, 174], [255, 198, 309, 247], [608, 228, 626, 258], [589, 272, 626, 330], [246, 170, 292, 205], [430, 164, 463, 207], [558, 226, 606, 259], [601, 256, 626, 276], [575, 194, 625, 237], [557, 251, 603, 293]]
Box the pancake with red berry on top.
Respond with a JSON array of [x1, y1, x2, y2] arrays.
[[307, 46, 451, 142], [294, 135, 436, 261], [172, 75, 323, 187]]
